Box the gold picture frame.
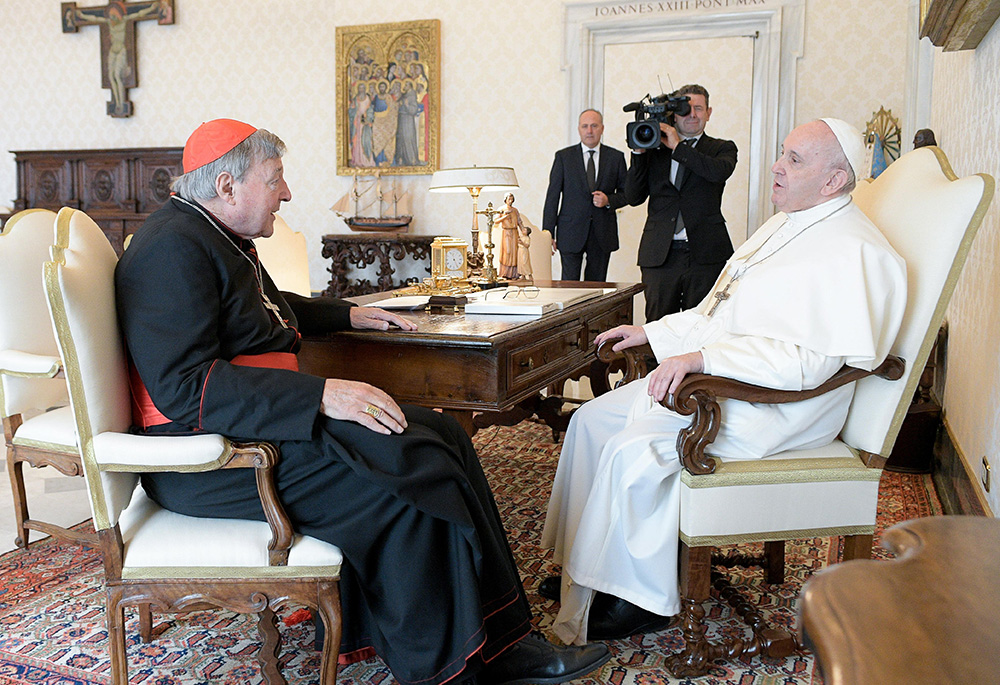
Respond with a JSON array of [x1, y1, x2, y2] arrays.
[[336, 19, 441, 176]]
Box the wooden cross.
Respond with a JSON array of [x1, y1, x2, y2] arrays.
[[61, 0, 174, 118]]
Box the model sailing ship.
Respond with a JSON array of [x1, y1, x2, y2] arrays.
[[330, 173, 412, 232]]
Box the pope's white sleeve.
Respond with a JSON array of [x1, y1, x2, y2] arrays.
[[700, 336, 845, 391]]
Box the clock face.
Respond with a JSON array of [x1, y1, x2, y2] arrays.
[[445, 248, 464, 271]]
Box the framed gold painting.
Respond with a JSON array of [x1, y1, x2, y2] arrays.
[[336, 19, 441, 176]]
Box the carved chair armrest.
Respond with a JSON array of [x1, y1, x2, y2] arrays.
[[596, 340, 657, 387], [663, 356, 905, 474], [222, 441, 294, 566], [93, 433, 294, 567], [595, 341, 905, 475]]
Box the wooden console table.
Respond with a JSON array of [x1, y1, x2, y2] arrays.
[[299, 281, 643, 436], [2, 147, 182, 254], [321, 233, 436, 297]]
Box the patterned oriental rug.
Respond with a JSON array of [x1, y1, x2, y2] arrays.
[[0, 420, 942, 685]]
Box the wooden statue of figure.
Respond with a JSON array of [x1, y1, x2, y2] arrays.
[[62, 0, 174, 118], [516, 224, 533, 280], [494, 192, 525, 280]]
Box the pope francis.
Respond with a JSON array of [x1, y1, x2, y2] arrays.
[[540, 118, 908, 645]]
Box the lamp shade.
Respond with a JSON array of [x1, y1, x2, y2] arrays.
[[429, 166, 518, 192]]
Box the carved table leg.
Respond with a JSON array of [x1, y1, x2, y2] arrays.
[[443, 409, 478, 438]]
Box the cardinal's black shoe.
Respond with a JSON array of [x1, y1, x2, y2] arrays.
[[478, 631, 611, 685]]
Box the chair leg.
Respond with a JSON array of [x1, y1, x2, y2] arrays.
[[764, 540, 785, 584], [316, 581, 342, 685], [6, 451, 30, 549], [256, 604, 288, 685], [138, 604, 154, 642], [665, 544, 714, 677], [105, 587, 129, 685], [666, 542, 796, 678], [842, 533, 874, 561]]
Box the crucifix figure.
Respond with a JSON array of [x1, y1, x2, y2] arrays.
[[61, 0, 174, 118]]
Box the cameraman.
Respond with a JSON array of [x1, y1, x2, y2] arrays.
[[624, 84, 737, 321]]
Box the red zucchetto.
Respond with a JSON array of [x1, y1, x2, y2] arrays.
[[182, 118, 257, 173]]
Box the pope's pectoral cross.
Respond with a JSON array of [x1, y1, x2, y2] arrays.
[[61, 0, 174, 118], [705, 278, 735, 317]]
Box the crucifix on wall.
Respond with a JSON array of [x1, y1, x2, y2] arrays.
[[61, 0, 174, 118]]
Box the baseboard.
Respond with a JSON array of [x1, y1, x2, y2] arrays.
[[932, 415, 991, 516]]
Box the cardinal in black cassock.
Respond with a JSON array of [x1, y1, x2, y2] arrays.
[[114, 119, 609, 685]]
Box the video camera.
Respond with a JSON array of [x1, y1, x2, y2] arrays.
[[623, 92, 692, 150]]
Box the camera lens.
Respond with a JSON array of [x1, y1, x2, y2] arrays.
[[633, 122, 658, 147]]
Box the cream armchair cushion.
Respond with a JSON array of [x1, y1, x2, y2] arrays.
[[255, 213, 312, 296]]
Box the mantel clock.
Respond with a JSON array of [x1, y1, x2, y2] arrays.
[[430, 237, 469, 279]]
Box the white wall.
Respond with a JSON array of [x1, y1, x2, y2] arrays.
[[1, 0, 911, 291], [929, 22, 1000, 516]]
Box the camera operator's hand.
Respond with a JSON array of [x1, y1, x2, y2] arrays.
[[659, 122, 681, 150]]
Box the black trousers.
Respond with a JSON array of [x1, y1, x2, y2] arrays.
[[141, 406, 532, 684], [641, 241, 725, 322], [559, 224, 613, 282]]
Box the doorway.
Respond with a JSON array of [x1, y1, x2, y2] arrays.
[[603, 36, 755, 322]]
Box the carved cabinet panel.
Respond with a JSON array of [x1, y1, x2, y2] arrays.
[[6, 147, 182, 254]]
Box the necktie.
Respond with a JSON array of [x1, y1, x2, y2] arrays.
[[671, 138, 694, 188], [586, 149, 596, 192]]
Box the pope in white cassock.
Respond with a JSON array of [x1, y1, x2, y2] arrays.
[[540, 118, 908, 645]]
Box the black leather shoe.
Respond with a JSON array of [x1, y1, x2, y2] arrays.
[[587, 593, 675, 641], [537, 576, 561, 602], [479, 631, 611, 685]]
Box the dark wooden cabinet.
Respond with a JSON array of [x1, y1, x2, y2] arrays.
[[4, 147, 182, 254]]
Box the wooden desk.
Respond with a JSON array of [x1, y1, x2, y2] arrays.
[[299, 282, 643, 435], [800, 515, 1000, 684]]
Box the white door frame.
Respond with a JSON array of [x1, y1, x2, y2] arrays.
[[563, 0, 805, 237]]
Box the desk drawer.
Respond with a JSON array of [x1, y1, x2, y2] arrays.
[[507, 324, 585, 393], [586, 303, 632, 348]]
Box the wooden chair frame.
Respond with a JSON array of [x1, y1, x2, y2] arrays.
[[98, 440, 342, 685], [597, 342, 904, 676], [45, 206, 343, 685], [1, 208, 96, 549]]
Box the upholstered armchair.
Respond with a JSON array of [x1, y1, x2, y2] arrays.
[[44, 207, 344, 685], [599, 145, 993, 676], [255, 213, 313, 297], [1, 208, 95, 549]]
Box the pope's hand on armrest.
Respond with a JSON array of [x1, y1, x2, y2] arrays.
[[648, 351, 705, 402], [594, 324, 648, 351]]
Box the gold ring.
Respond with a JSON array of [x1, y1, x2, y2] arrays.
[[364, 404, 383, 419]]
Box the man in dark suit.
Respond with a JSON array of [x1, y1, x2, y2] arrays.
[[625, 84, 737, 321], [543, 109, 629, 281]]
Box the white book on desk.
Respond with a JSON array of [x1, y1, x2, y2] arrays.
[[464, 287, 611, 316]]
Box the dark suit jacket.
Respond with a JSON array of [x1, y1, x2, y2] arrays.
[[542, 143, 628, 254], [625, 133, 737, 268]]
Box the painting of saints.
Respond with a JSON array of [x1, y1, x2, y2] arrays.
[[337, 20, 439, 174], [393, 81, 421, 167]]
